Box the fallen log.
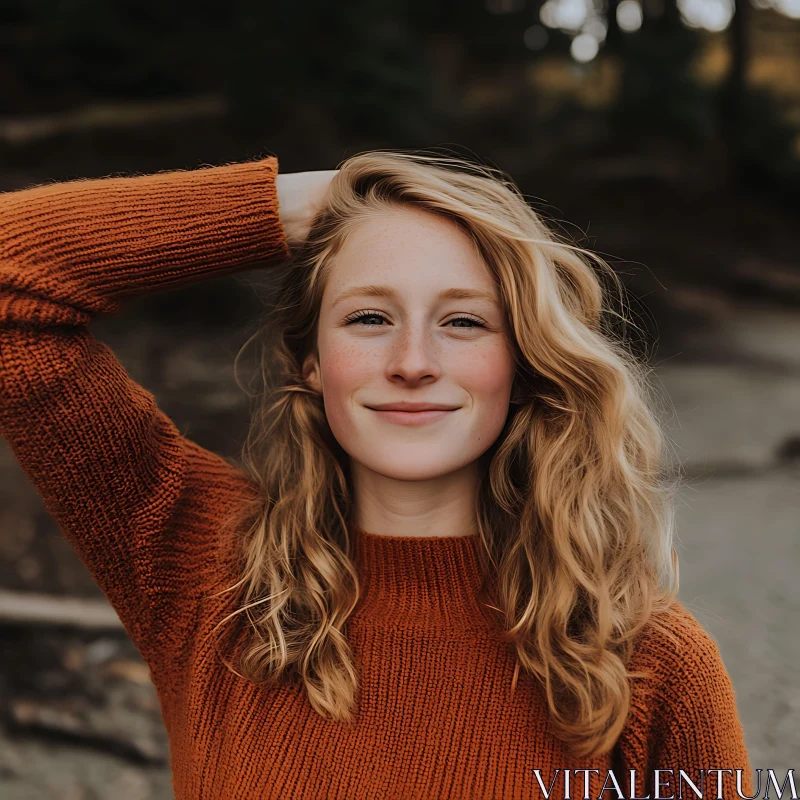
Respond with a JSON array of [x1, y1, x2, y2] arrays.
[[0, 589, 123, 630], [9, 697, 167, 764]]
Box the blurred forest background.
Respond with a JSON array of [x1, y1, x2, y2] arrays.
[[0, 1, 798, 798]]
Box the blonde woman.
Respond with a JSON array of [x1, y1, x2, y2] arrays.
[[0, 151, 752, 799]]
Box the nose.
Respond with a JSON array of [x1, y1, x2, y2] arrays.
[[385, 323, 441, 385]]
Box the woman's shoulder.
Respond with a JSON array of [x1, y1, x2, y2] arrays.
[[630, 600, 727, 679], [617, 603, 751, 782], [625, 600, 741, 727]]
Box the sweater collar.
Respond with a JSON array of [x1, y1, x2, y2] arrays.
[[347, 525, 499, 632]]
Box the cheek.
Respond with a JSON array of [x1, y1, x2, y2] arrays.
[[316, 340, 374, 430], [320, 339, 375, 391], [454, 343, 515, 398], [453, 344, 516, 443]]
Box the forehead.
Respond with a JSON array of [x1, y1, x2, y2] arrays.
[[326, 206, 495, 296]]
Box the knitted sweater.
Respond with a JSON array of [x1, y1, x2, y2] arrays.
[[0, 156, 753, 800]]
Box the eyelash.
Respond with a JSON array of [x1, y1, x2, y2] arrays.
[[344, 310, 487, 329]]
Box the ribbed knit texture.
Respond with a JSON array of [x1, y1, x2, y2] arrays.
[[0, 157, 753, 799]]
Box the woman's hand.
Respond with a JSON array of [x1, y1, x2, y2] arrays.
[[276, 169, 339, 247]]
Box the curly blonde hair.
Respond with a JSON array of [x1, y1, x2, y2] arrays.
[[209, 149, 681, 758]]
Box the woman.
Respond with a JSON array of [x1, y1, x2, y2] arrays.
[[0, 151, 752, 799]]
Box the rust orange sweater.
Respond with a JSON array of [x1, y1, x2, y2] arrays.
[[0, 156, 753, 799]]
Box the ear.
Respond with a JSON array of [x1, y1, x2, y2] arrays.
[[302, 353, 323, 395]]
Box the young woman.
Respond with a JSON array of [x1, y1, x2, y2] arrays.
[[0, 151, 752, 799]]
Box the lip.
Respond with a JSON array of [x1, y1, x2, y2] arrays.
[[368, 408, 456, 426], [367, 402, 459, 411]]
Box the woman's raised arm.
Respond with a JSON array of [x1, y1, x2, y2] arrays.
[[0, 156, 327, 677]]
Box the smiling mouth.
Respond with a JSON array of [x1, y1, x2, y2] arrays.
[[367, 407, 457, 426]]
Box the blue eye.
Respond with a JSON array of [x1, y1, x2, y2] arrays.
[[344, 310, 486, 328], [346, 311, 386, 326], [448, 316, 485, 328]]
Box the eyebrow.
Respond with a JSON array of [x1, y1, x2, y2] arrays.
[[332, 284, 499, 308]]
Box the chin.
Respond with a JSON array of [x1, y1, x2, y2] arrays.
[[364, 455, 473, 482]]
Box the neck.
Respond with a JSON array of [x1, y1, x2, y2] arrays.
[[351, 460, 480, 540]]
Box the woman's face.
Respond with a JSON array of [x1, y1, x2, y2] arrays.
[[303, 205, 516, 482]]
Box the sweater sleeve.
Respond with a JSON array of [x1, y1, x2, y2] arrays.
[[615, 603, 754, 800], [0, 156, 291, 673]]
